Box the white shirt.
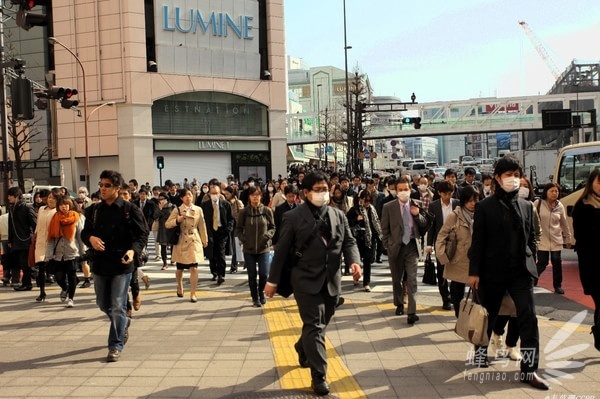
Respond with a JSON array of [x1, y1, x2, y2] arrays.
[[441, 200, 453, 223]]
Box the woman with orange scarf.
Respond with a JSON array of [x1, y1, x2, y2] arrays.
[[46, 196, 87, 308]]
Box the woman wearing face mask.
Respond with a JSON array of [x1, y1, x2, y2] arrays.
[[346, 189, 382, 292], [194, 183, 210, 206], [262, 181, 276, 207], [166, 189, 209, 302], [235, 186, 275, 307], [270, 179, 288, 210], [572, 168, 600, 351], [329, 183, 353, 214], [518, 177, 536, 201], [533, 183, 572, 294]]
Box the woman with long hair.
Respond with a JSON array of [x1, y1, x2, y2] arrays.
[[346, 189, 382, 292], [235, 186, 275, 307], [534, 183, 572, 294], [156, 192, 174, 270], [46, 196, 86, 307], [33, 188, 60, 302], [572, 168, 600, 351], [224, 186, 244, 274], [166, 188, 208, 302]]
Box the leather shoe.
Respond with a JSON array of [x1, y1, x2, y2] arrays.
[[14, 285, 33, 291], [442, 301, 452, 311], [520, 372, 550, 390], [217, 276, 225, 285], [335, 297, 345, 308], [311, 379, 330, 396], [294, 342, 309, 368], [554, 287, 565, 295], [106, 349, 121, 362], [407, 314, 420, 325], [133, 295, 141, 311], [395, 305, 404, 315]]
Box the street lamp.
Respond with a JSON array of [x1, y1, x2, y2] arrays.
[[48, 37, 89, 190], [343, 0, 352, 175], [317, 83, 322, 165]]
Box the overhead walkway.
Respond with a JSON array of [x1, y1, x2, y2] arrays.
[[287, 91, 600, 144]]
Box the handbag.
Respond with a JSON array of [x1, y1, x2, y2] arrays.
[[276, 223, 320, 298], [28, 234, 37, 267], [455, 288, 489, 346], [166, 207, 181, 245], [421, 253, 437, 285], [444, 215, 459, 261]]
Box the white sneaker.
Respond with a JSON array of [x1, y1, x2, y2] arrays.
[[490, 332, 507, 357], [507, 346, 522, 361], [66, 299, 74, 308]]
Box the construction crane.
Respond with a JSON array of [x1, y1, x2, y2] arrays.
[[518, 21, 561, 80]]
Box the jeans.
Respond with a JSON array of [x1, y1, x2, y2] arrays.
[[94, 273, 132, 351], [536, 250, 562, 289], [244, 252, 270, 300]]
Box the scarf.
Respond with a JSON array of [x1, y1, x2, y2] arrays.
[[47, 210, 80, 241], [358, 204, 373, 246], [496, 187, 522, 230], [583, 192, 600, 208], [461, 207, 475, 235]]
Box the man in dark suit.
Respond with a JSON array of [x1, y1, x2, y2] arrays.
[[381, 177, 430, 324], [134, 188, 157, 228], [272, 184, 299, 246], [426, 180, 459, 310], [265, 171, 362, 396], [201, 182, 234, 285], [366, 178, 385, 263], [469, 155, 549, 390], [460, 167, 483, 194]]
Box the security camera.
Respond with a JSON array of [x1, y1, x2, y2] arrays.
[[263, 70, 271, 78], [148, 61, 158, 72]]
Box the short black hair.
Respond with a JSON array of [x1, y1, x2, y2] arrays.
[[303, 171, 330, 191], [100, 170, 125, 188], [437, 180, 454, 193], [444, 168, 457, 178], [494, 155, 522, 177], [464, 167, 476, 176], [284, 185, 299, 195], [459, 185, 479, 207]]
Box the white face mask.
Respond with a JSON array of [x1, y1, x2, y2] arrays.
[[310, 191, 330, 207], [388, 189, 396, 196], [267, 186, 274, 192], [78, 193, 86, 199], [248, 182, 255, 187], [398, 191, 411, 202], [501, 177, 520, 193], [210, 194, 219, 202], [202, 187, 209, 194], [418, 184, 428, 192], [483, 186, 491, 196], [518, 187, 530, 199]]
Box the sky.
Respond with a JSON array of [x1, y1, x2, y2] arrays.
[[284, 0, 600, 103]]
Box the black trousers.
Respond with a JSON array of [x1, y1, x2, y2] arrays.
[[294, 281, 337, 382], [435, 257, 451, 304], [478, 269, 540, 372], [208, 229, 229, 278], [449, 281, 466, 318], [536, 250, 563, 289], [12, 250, 31, 287]]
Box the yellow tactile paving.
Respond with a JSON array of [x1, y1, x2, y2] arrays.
[[264, 297, 366, 398]]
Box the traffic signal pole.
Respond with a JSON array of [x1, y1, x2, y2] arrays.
[[0, 1, 11, 199]]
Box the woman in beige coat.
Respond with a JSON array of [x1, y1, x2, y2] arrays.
[[166, 189, 208, 302], [436, 185, 479, 318], [34, 189, 59, 302]]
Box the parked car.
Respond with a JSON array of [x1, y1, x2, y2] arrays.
[[433, 167, 447, 182], [425, 161, 439, 169]]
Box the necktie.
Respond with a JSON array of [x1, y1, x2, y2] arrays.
[[402, 203, 411, 245], [213, 201, 219, 231], [141, 201, 145, 209]]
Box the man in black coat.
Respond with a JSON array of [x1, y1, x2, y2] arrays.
[[201, 182, 234, 284], [469, 156, 549, 390], [272, 185, 298, 246], [7, 187, 37, 290], [426, 181, 459, 310]]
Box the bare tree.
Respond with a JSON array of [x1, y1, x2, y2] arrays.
[[8, 115, 50, 192]]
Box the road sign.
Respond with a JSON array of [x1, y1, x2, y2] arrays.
[[370, 152, 377, 159], [326, 145, 333, 153], [391, 153, 398, 159], [390, 140, 397, 146], [363, 150, 370, 159], [359, 152, 365, 159]]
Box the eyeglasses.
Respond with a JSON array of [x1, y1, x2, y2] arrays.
[[98, 183, 114, 189]]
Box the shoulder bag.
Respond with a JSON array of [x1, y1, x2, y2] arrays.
[[455, 288, 489, 346], [444, 213, 459, 261], [166, 207, 182, 245]]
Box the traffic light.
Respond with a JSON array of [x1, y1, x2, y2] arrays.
[[14, 0, 49, 31], [47, 86, 65, 99], [34, 90, 48, 110], [60, 88, 79, 109], [156, 156, 164, 170], [402, 117, 422, 129], [11, 77, 34, 120]]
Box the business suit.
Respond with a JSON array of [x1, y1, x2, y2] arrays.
[[427, 198, 459, 306], [201, 198, 234, 281], [134, 199, 157, 229], [469, 191, 540, 372], [381, 198, 429, 315], [272, 201, 297, 246], [268, 202, 361, 383]]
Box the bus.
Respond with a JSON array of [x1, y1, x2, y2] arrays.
[[553, 141, 600, 240]]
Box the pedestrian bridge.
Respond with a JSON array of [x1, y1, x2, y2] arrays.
[[286, 92, 600, 144]]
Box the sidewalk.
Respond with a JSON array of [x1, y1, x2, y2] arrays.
[[0, 258, 598, 399]]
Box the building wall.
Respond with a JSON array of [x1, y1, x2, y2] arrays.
[[50, 0, 286, 188]]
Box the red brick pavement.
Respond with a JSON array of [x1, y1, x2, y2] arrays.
[[537, 259, 594, 309]]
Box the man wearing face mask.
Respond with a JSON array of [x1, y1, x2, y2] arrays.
[[468, 155, 549, 390], [381, 177, 432, 324], [77, 187, 93, 209], [481, 174, 493, 198], [265, 171, 362, 396]]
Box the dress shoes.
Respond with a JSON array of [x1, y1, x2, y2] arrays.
[[335, 297, 345, 308], [252, 300, 262, 307], [294, 342, 309, 368], [141, 275, 150, 290], [520, 372, 550, 390], [217, 276, 225, 285], [259, 294, 267, 305], [14, 285, 33, 291], [395, 306, 404, 316], [407, 314, 419, 325], [554, 287, 565, 295], [311, 379, 330, 396], [591, 325, 600, 351], [211, 275, 217, 281], [106, 349, 121, 362], [133, 295, 142, 311], [442, 301, 453, 311]]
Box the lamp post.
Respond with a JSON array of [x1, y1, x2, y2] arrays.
[[343, 0, 352, 175], [48, 37, 89, 191], [316, 83, 322, 165]]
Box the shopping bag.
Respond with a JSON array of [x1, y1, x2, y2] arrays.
[[421, 253, 437, 285], [455, 288, 489, 346]]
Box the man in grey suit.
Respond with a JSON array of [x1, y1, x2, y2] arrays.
[[265, 171, 362, 396], [381, 176, 430, 324]]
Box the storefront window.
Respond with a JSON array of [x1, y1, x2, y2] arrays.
[[152, 92, 268, 136]]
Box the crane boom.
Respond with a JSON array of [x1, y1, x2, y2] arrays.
[[518, 21, 560, 80]]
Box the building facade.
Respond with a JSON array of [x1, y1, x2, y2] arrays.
[[47, 0, 286, 188]]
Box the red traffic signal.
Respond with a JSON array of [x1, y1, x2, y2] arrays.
[[14, 1, 48, 30]]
